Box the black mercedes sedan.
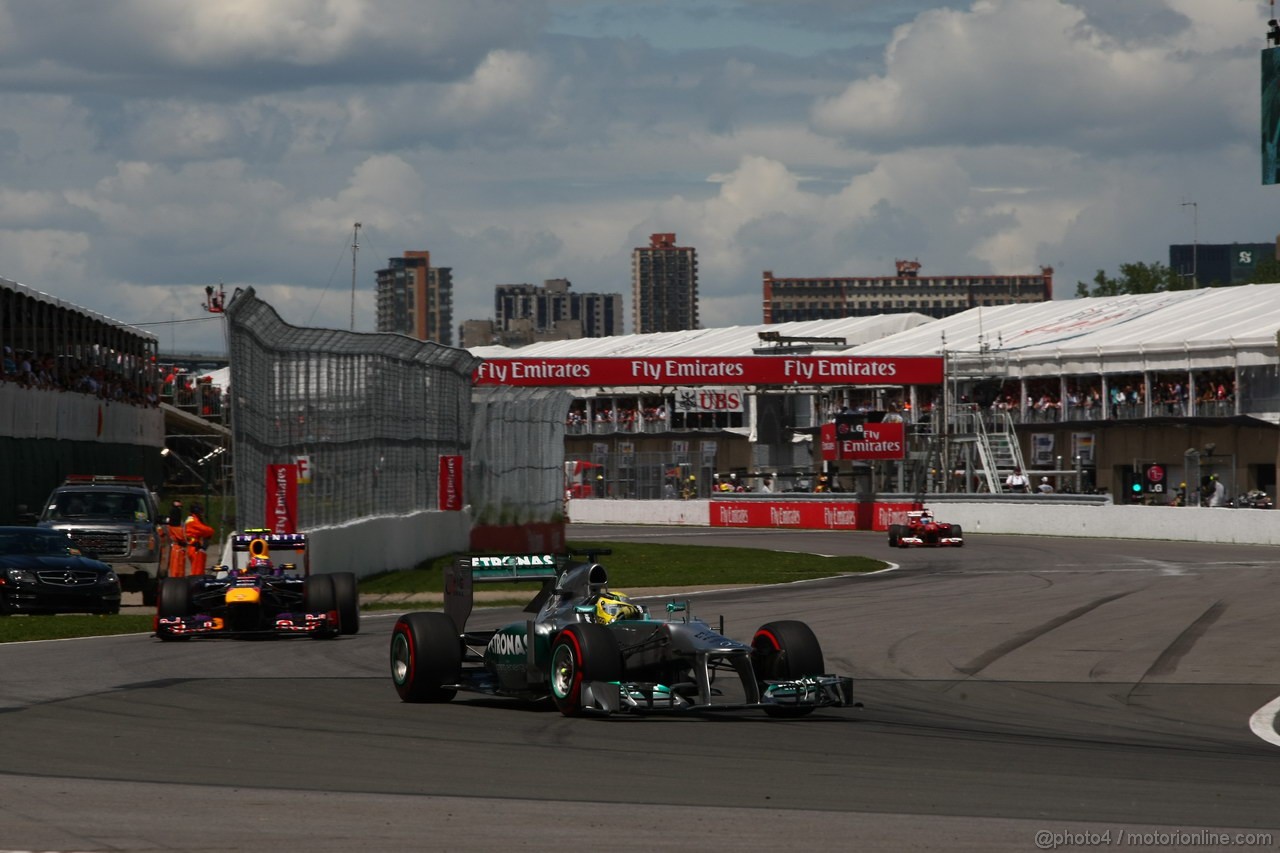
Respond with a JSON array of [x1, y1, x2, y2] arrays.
[[0, 526, 121, 615]]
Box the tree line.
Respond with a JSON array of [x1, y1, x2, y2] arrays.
[[1075, 258, 1280, 296]]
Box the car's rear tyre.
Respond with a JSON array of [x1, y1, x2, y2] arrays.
[[330, 572, 360, 635], [952, 524, 964, 546], [304, 574, 338, 638], [549, 623, 623, 716], [391, 612, 461, 702], [752, 619, 825, 718]]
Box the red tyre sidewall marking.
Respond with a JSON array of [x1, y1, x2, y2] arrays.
[[394, 623, 414, 687], [753, 629, 781, 654], [559, 630, 584, 703]]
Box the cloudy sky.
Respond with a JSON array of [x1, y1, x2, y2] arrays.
[[0, 0, 1273, 353]]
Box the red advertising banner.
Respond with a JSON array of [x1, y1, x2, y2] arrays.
[[874, 502, 920, 530], [820, 421, 906, 461], [473, 355, 943, 387], [438, 455, 464, 511], [709, 499, 921, 531], [709, 500, 867, 530], [265, 464, 298, 534], [820, 422, 838, 459], [840, 421, 906, 460]]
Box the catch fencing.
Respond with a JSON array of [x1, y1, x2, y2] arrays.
[[226, 288, 478, 531], [470, 386, 573, 526]]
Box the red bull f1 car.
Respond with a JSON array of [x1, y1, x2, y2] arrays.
[[887, 509, 964, 548], [154, 530, 359, 640], [390, 549, 854, 717]]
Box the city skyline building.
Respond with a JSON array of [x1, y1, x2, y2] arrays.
[[762, 260, 1053, 323], [462, 278, 623, 348], [374, 250, 453, 345], [1169, 240, 1278, 288], [632, 232, 698, 334]]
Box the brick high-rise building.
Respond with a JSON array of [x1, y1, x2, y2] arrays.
[[632, 233, 698, 333], [375, 251, 453, 345], [762, 260, 1053, 323]]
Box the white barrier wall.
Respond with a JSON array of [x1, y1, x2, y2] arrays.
[[936, 502, 1280, 547], [570, 499, 710, 526], [305, 510, 471, 577], [567, 499, 1280, 547]]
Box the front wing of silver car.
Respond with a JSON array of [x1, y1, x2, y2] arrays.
[[579, 674, 855, 715]]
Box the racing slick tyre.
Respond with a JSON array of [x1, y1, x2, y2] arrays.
[[751, 620, 825, 718], [304, 574, 339, 639], [155, 576, 194, 642], [549, 623, 623, 716], [952, 524, 964, 546], [391, 612, 462, 703], [330, 571, 361, 635], [887, 524, 902, 547]]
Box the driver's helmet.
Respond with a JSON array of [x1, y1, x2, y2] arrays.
[[593, 591, 641, 624], [248, 556, 272, 571]]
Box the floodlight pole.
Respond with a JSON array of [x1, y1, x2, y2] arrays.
[[1181, 200, 1198, 287], [350, 222, 362, 330]]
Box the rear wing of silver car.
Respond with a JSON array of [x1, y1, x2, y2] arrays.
[[443, 554, 560, 633]]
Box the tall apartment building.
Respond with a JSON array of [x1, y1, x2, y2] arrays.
[[632, 233, 698, 333], [462, 278, 622, 348], [374, 250, 453, 345], [762, 260, 1053, 323]]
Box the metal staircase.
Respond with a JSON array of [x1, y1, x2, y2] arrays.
[[907, 408, 1026, 495], [975, 411, 1025, 490]]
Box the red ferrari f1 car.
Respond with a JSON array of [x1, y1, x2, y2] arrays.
[[887, 509, 964, 548]]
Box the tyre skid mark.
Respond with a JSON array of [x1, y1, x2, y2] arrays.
[[954, 591, 1135, 678]]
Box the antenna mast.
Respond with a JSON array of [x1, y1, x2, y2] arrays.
[[350, 222, 362, 330]]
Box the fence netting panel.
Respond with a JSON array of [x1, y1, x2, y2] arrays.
[[470, 386, 571, 526], [227, 287, 478, 530]]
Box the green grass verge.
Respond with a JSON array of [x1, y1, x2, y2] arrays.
[[0, 614, 153, 643], [359, 540, 883, 594], [0, 541, 885, 640]]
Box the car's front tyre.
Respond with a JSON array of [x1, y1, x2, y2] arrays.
[[549, 623, 623, 716], [752, 619, 825, 718], [156, 576, 193, 642], [304, 574, 339, 638]]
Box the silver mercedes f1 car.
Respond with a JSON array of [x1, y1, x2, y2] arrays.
[[390, 549, 854, 717]]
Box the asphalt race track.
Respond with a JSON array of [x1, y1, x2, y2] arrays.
[[2, 526, 1280, 852]]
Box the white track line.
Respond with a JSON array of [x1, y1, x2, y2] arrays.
[[1248, 693, 1280, 748]]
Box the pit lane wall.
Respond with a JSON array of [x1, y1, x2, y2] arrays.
[[566, 498, 1280, 546]]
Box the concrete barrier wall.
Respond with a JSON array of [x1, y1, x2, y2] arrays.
[[567, 498, 1280, 547], [305, 511, 471, 577], [570, 499, 710, 527], [936, 502, 1280, 547]]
